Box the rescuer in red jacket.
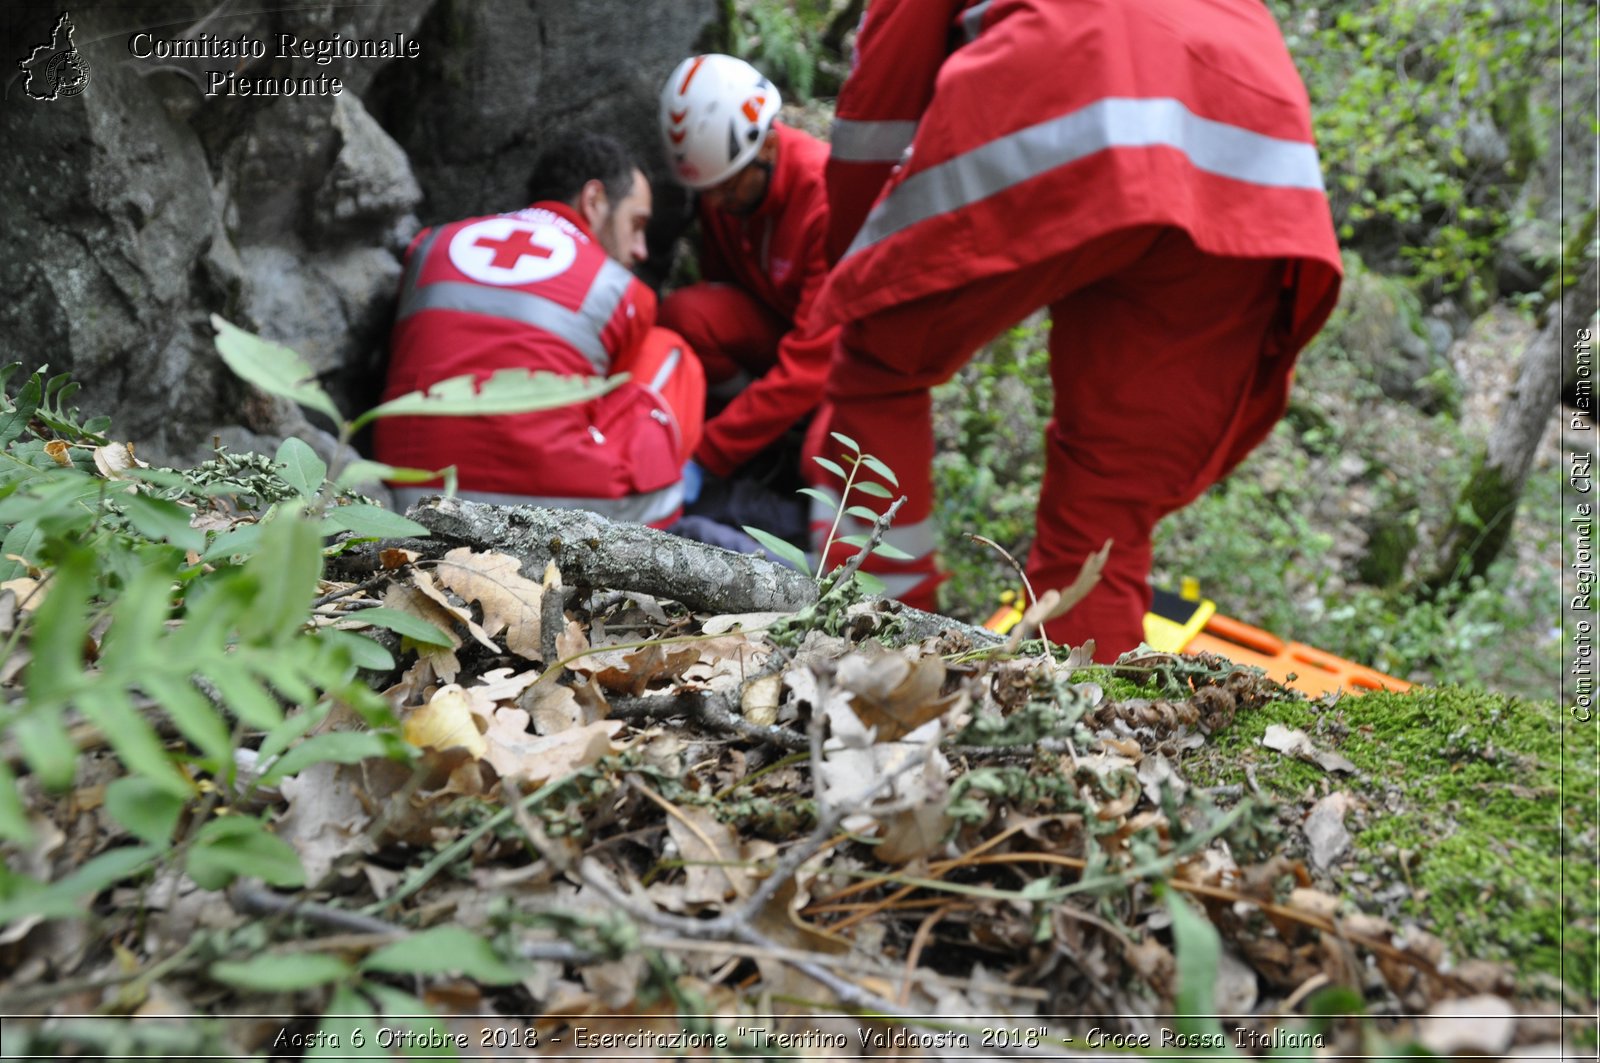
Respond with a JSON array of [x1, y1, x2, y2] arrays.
[[809, 0, 1344, 660], [656, 55, 838, 501], [374, 133, 705, 528]]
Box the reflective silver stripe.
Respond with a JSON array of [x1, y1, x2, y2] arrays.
[[390, 483, 684, 526], [398, 282, 611, 374], [398, 227, 443, 306], [579, 259, 635, 347], [845, 96, 1327, 259], [830, 118, 919, 163], [648, 346, 682, 393], [808, 490, 939, 559], [960, 0, 992, 42], [398, 228, 634, 376]]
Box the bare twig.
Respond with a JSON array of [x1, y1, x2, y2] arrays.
[[966, 532, 1039, 623], [366, 770, 580, 915], [824, 495, 906, 593], [229, 882, 405, 936], [605, 689, 808, 751], [0, 937, 203, 1011], [311, 569, 398, 610]]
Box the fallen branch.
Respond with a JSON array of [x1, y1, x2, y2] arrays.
[[404, 497, 819, 614], [361, 497, 1005, 650]]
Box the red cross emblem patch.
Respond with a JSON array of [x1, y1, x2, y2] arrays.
[[448, 218, 576, 285]]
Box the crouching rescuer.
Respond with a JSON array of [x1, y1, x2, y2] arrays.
[[656, 54, 838, 506], [375, 133, 705, 527], [806, 0, 1344, 661]]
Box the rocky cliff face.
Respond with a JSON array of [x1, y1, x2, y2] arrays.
[[1, 0, 720, 468]]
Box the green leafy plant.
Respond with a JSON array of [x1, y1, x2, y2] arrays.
[[743, 430, 911, 599], [730, 0, 851, 101], [1269, 0, 1563, 304], [0, 318, 619, 891]]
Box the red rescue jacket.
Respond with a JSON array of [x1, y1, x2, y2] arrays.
[[694, 123, 838, 475], [819, 0, 1342, 350], [373, 202, 684, 523]]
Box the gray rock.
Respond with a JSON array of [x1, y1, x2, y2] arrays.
[[316, 92, 423, 237], [1324, 258, 1460, 413], [4, 0, 725, 470], [368, 0, 723, 284], [1422, 315, 1457, 359], [1495, 215, 1561, 297]]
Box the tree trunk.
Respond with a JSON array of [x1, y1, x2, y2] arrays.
[[1430, 256, 1598, 588]]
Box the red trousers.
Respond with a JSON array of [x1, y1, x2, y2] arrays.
[[809, 227, 1296, 661], [659, 283, 786, 392]]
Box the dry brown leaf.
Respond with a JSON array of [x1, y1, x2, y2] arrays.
[[92, 442, 149, 480], [554, 618, 589, 662], [0, 817, 67, 946], [875, 801, 953, 864], [1287, 887, 1341, 920], [275, 760, 376, 886], [682, 634, 771, 694], [572, 642, 701, 697], [433, 547, 543, 659], [481, 712, 621, 786], [472, 666, 541, 703], [1262, 724, 1357, 773], [520, 680, 584, 735], [701, 611, 788, 635], [666, 805, 754, 905], [411, 568, 501, 652], [739, 674, 783, 726], [1, 577, 46, 614], [820, 697, 951, 848], [835, 645, 963, 741], [43, 440, 72, 466], [379, 547, 419, 569], [1020, 539, 1111, 628], [749, 877, 854, 1014], [382, 581, 466, 682], [381, 657, 437, 711], [403, 685, 488, 757]]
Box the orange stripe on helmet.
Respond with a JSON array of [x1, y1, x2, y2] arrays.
[[677, 55, 707, 94]]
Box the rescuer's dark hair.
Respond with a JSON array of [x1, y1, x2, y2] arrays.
[[527, 132, 638, 208]]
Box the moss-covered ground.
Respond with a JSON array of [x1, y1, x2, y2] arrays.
[[1181, 684, 1597, 1002]]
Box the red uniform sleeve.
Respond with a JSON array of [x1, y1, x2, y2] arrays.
[[825, 0, 967, 262], [694, 207, 838, 477]]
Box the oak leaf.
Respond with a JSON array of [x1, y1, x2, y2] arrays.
[[433, 548, 543, 660]]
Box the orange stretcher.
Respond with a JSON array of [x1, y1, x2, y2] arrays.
[[984, 582, 1411, 697]]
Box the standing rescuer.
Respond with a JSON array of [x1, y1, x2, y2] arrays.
[[374, 132, 705, 527], [657, 54, 839, 502], [808, 0, 1344, 660]]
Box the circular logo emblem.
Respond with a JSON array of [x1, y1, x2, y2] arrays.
[[47, 50, 90, 97], [448, 219, 576, 286]]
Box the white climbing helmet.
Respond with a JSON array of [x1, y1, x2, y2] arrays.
[[659, 54, 781, 190]]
